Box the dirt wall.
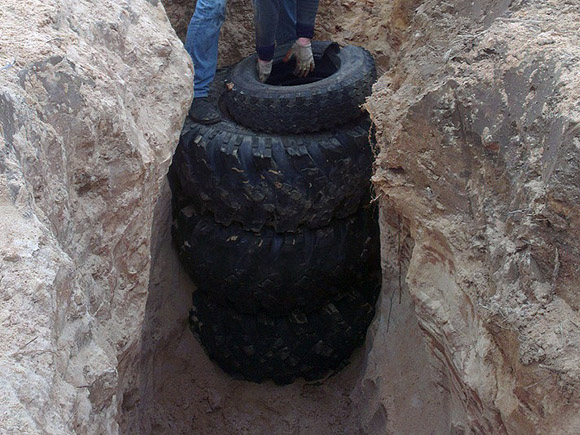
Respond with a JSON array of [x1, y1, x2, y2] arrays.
[[368, 0, 580, 431], [0, 0, 191, 432]]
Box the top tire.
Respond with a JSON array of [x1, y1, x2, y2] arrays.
[[224, 41, 376, 134], [171, 69, 374, 233]]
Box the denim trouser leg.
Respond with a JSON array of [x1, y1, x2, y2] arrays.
[[185, 0, 227, 98], [254, 0, 297, 60], [276, 0, 297, 45]]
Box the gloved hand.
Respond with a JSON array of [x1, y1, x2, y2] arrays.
[[256, 59, 273, 83], [283, 38, 315, 78]]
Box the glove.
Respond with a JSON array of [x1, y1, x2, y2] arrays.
[[283, 39, 315, 78], [256, 59, 273, 83]]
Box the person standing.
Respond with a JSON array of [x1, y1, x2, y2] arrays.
[[254, 0, 319, 82], [185, 0, 299, 124]]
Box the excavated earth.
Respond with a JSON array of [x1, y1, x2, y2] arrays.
[[1, 0, 580, 433]]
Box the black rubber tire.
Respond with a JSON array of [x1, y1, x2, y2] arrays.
[[172, 204, 381, 315], [224, 41, 376, 134], [189, 283, 380, 385], [171, 69, 374, 233]]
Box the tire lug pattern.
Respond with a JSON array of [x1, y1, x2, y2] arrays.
[[170, 49, 381, 383]]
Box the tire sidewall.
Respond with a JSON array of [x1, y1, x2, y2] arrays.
[[226, 41, 369, 99]]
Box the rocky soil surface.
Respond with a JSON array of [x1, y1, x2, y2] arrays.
[[0, 0, 191, 432], [1, 0, 579, 433], [367, 0, 580, 432]]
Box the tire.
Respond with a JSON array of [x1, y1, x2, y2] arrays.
[[223, 41, 376, 134], [189, 283, 380, 385], [172, 204, 381, 315], [172, 69, 374, 233]]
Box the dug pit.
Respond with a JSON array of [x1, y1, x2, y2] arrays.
[[4, 0, 580, 433], [119, 181, 448, 434], [121, 0, 580, 433]]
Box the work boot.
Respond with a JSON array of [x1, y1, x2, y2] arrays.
[[189, 97, 221, 124]]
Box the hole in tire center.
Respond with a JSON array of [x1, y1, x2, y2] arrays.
[[265, 53, 340, 86]]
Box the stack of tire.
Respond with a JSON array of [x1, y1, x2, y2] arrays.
[[169, 41, 380, 385]]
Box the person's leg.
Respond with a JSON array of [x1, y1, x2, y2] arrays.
[[253, 0, 279, 61], [254, 0, 282, 82], [296, 0, 318, 39], [184, 0, 227, 123], [276, 0, 297, 46], [185, 0, 227, 98]]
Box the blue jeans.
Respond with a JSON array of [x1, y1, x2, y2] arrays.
[[185, 0, 297, 98]]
